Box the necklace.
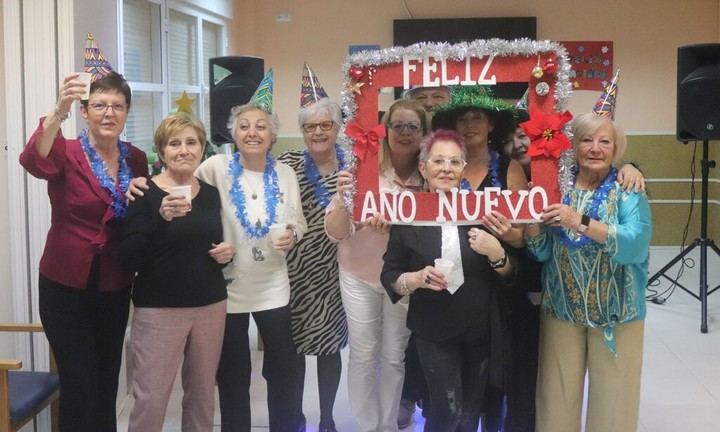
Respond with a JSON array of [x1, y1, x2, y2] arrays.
[[304, 144, 346, 207], [555, 167, 618, 249], [461, 150, 501, 190], [228, 152, 280, 240], [242, 172, 264, 200], [79, 129, 132, 219]]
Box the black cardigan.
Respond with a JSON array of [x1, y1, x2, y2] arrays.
[[381, 224, 514, 343], [121, 179, 228, 308]]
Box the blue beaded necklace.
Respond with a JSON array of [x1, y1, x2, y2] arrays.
[[79, 129, 132, 219], [460, 149, 501, 190], [228, 152, 280, 239], [555, 167, 618, 249], [304, 144, 346, 208]]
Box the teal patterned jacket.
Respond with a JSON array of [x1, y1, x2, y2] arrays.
[[526, 183, 652, 354]]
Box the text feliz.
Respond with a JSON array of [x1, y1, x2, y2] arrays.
[[402, 54, 497, 89], [360, 187, 550, 224]]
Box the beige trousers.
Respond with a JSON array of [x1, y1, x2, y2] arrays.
[[536, 315, 644, 432], [128, 301, 226, 432]]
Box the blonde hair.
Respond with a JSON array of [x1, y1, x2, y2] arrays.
[[379, 99, 428, 172], [154, 112, 207, 162], [571, 112, 627, 164]]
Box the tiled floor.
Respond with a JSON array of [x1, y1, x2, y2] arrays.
[[116, 246, 720, 431]]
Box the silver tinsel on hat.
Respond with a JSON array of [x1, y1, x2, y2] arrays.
[[338, 38, 574, 213]]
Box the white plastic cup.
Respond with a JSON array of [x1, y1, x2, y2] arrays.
[[169, 185, 192, 211], [76, 72, 92, 100], [434, 258, 454, 278], [269, 223, 287, 244]]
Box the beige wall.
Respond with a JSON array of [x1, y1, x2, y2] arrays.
[[230, 0, 719, 135], [230, 0, 720, 246]]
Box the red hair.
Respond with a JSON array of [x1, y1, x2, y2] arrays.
[[419, 129, 466, 161]]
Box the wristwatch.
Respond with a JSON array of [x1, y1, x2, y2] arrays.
[[488, 254, 507, 269], [577, 214, 591, 234]]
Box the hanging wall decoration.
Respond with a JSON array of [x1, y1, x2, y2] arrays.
[[561, 41, 613, 91]]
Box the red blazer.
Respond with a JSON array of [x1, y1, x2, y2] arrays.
[[20, 119, 148, 291]]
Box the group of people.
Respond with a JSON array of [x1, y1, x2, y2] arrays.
[[21, 39, 652, 432]]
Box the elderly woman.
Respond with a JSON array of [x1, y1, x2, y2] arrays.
[[525, 112, 652, 432], [399, 85, 451, 426], [195, 102, 307, 432], [502, 109, 646, 190], [277, 98, 348, 432], [381, 129, 515, 432], [121, 112, 232, 431], [493, 109, 647, 432], [431, 87, 527, 430], [325, 98, 427, 432], [19, 71, 147, 431]]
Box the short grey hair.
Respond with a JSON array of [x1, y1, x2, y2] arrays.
[[227, 103, 280, 143], [297, 98, 342, 129], [571, 112, 627, 164]]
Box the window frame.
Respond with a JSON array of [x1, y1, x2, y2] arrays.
[[117, 0, 228, 152]]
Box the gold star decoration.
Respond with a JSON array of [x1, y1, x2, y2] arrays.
[[347, 80, 365, 95], [174, 91, 195, 114]]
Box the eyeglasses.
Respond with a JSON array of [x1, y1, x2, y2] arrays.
[[302, 121, 335, 133], [388, 121, 423, 133], [88, 102, 128, 113], [426, 157, 467, 170]]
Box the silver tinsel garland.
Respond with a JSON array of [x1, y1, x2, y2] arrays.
[[336, 124, 357, 211], [558, 122, 577, 197], [338, 38, 575, 212], [559, 149, 576, 198]]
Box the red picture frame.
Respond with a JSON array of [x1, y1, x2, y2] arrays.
[[339, 40, 572, 224]]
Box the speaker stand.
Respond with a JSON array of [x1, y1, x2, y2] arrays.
[[648, 139, 720, 333]]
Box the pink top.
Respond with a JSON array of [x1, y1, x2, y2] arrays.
[[19, 118, 148, 291], [326, 168, 423, 288]]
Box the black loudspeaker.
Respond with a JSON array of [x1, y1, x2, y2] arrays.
[[677, 44, 720, 141], [209, 56, 265, 144]]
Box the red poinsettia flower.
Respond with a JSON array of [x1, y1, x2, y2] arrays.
[[521, 109, 573, 159]]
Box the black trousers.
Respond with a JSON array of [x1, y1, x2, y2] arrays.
[[294, 351, 342, 428], [415, 335, 489, 432], [217, 306, 301, 432], [401, 333, 429, 406], [504, 303, 540, 432], [39, 274, 130, 432]]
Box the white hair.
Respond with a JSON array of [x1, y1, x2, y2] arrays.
[[297, 98, 342, 129], [227, 102, 279, 143]]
